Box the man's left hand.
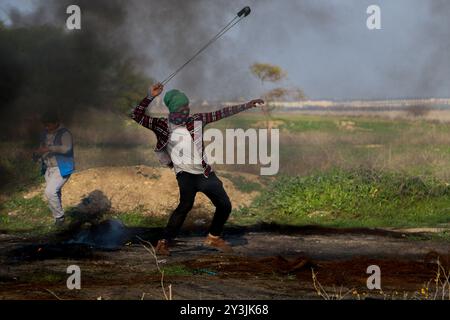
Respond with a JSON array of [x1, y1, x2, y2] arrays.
[[247, 99, 265, 108]]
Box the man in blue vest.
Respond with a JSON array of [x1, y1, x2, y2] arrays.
[[35, 112, 75, 226]]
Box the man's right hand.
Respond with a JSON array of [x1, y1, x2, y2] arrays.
[[150, 83, 164, 97], [36, 146, 50, 155]]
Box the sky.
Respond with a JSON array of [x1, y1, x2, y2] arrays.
[[0, 0, 449, 100]]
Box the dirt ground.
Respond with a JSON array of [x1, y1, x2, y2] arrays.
[[0, 225, 449, 300], [23, 166, 261, 215]]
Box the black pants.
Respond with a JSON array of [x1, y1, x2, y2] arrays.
[[163, 171, 232, 240]]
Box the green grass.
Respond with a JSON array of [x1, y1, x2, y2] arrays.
[[210, 113, 264, 131], [428, 230, 450, 241], [4, 113, 450, 236], [0, 195, 167, 236], [356, 118, 411, 133], [0, 143, 43, 195], [23, 272, 67, 284], [144, 264, 193, 277], [221, 173, 263, 193], [274, 114, 412, 135], [233, 168, 450, 229], [0, 195, 54, 235], [280, 117, 338, 132], [111, 210, 166, 228], [161, 265, 193, 276]]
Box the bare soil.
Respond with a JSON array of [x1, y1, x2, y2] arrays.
[[23, 166, 261, 215], [0, 225, 448, 300]]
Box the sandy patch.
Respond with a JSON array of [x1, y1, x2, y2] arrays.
[[23, 166, 261, 216]]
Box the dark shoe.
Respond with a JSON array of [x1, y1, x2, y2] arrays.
[[155, 239, 170, 256], [54, 217, 65, 227], [204, 234, 233, 253]]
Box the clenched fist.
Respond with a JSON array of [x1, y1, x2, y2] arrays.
[[150, 83, 164, 97]]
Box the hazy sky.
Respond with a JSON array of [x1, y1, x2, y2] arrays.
[[1, 0, 449, 100]]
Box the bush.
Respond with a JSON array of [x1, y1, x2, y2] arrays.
[[244, 168, 450, 228]]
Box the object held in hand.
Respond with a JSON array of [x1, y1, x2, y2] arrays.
[[237, 6, 251, 17]]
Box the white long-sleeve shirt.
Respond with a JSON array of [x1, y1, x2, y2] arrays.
[[165, 122, 205, 175]]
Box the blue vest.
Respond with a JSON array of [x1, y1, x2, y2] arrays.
[[41, 128, 75, 177]]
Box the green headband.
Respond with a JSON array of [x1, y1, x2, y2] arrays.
[[163, 89, 189, 113]]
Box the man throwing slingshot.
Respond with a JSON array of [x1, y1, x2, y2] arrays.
[[131, 83, 264, 255]]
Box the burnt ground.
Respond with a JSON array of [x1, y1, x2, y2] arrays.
[[0, 224, 449, 300]]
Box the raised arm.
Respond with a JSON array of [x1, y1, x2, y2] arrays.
[[131, 83, 164, 130], [195, 99, 264, 125]]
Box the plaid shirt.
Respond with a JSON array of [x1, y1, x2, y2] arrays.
[[131, 95, 254, 177]]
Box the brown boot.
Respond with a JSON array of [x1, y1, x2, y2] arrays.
[[155, 239, 170, 256], [204, 234, 233, 253]]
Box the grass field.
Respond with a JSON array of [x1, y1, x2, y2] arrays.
[[233, 169, 450, 230], [1, 110, 450, 237]]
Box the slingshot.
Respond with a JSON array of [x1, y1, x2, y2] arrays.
[[160, 6, 251, 86]]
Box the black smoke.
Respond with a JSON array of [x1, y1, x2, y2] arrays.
[[0, 0, 342, 190], [0, 0, 145, 139], [0, 0, 258, 140]]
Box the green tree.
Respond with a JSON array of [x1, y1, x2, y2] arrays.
[[250, 63, 286, 84], [250, 63, 287, 128]]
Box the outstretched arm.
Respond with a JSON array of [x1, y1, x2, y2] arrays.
[[131, 83, 164, 130], [195, 99, 264, 125]]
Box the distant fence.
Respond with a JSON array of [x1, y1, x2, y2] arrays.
[[224, 98, 450, 110], [147, 97, 450, 112]]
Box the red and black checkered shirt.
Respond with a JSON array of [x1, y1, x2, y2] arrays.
[[131, 95, 254, 177]]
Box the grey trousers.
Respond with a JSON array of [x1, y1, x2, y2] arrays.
[[44, 167, 70, 219]]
